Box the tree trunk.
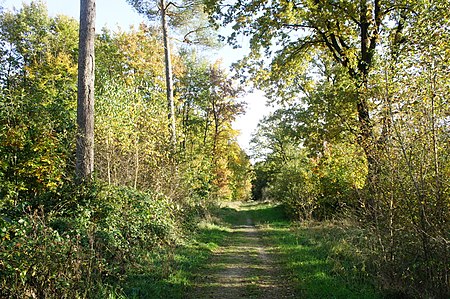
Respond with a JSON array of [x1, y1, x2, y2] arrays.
[[76, 0, 96, 181], [211, 96, 219, 156], [134, 137, 139, 189], [161, 0, 177, 147], [350, 0, 381, 219]]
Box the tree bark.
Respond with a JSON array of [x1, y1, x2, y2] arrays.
[[76, 0, 96, 181], [161, 0, 177, 147]]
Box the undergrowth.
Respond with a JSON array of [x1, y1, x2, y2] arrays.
[[1, 199, 386, 298], [0, 182, 206, 298]]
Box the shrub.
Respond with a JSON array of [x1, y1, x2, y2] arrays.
[[0, 212, 97, 298], [0, 182, 201, 298]]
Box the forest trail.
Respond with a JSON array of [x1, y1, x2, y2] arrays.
[[188, 202, 296, 299]]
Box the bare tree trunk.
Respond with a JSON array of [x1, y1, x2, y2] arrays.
[[76, 0, 96, 181], [203, 111, 210, 146], [161, 0, 177, 147], [106, 134, 111, 185], [211, 96, 219, 155]]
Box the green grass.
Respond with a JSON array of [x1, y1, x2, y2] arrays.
[[118, 212, 231, 298], [265, 223, 380, 298], [248, 202, 381, 299], [217, 201, 287, 226], [215, 201, 381, 299], [119, 201, 381, 298]]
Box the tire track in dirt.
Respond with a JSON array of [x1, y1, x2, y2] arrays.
[[189, 205, 296, 299]]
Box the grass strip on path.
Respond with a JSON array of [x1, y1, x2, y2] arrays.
[[188, 201, 296, 299]]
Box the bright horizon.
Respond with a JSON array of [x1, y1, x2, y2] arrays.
[[1, 0, 272, 154]]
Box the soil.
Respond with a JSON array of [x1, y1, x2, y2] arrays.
[[188, 205, 296, 299]]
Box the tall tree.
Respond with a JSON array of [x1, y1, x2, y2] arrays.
[[76, 0, 96, 180], [127, 0, 177, 146], [127, 0, 216, 148], [205, 0, 411, 214], [161, 0, 177, 146]]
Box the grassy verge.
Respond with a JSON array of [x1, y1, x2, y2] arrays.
[[251, 203, 382, 299], [120, 208, 232, 298], [119, 245, 212, 298]]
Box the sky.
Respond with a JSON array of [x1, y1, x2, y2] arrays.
[[2, 0, 273, 153], [3, 0, 146, 29]]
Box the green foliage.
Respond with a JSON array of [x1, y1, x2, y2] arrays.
[[0, 2, 78, 210], [0, 3, 253, 298], [358, 4, 450, 295], [251, 107, 366, 220], [0, 213, 98, 299], [95, 26, 171, 190], [314, 142, 366, 219], [268, 147, 320, 220], [0, 182, 199, 298], [251, 161, 271, 201], [227, 143, 253, 201], [94, 27, 251, 202], [233, 1, 450, 296]]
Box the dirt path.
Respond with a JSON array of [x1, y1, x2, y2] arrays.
[[189, 203, 296, 299]]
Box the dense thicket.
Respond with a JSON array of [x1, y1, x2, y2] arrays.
[[205, 0, 449, 297], [0, 2, 251, 297]]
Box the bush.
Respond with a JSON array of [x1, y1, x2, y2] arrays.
[[0, 182, 201, 298], [0, 212, 96, 298], [268, 154, 319, 220]]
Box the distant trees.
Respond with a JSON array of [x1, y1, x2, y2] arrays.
[[250, 105, 365, 220], [177, 53, 250, 200]]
